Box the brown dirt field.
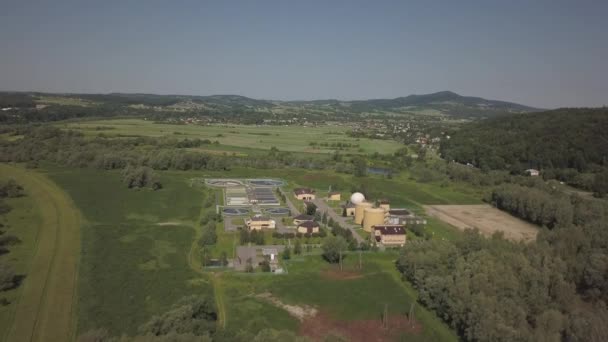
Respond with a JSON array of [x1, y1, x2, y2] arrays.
[[300, 311, 422, 342], [321, 268, 364, 280], [424, 204, 538, 242]]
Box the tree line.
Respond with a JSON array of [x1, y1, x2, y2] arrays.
[[440, 108, 608, 196], [0, 179, 26, 304]]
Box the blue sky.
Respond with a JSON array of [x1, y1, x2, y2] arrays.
[[1, 0, 606, 108]]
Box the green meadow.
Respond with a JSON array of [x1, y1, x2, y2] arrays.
[[45, 167, 213, 335], [58, 118, 404, 155]]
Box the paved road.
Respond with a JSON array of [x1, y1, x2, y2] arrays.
[[313, 198, 364, 244], [279, 188, 301, 216]]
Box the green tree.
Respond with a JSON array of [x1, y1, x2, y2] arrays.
[[219, 252, 228, 267], [294, 239, 302, 255], [321, 236, 348, 263], [282, 246, 291, 260], [353, 156, 367, 177], [260, 259, 271, 272], [593, 169, 608, 198]]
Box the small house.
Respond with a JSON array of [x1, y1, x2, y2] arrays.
[[525, 169, 540, 177], [293, 214, 315, 226], [297, 221, 320, 234], [328, 191, 341, 201], [294, 188, 316, 201], [342, 202, 356, 216]]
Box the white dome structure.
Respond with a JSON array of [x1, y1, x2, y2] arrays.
[[350, 192, 365, 204]]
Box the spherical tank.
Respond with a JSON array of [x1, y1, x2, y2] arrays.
[[363, 208, 386, 232], [350, 192, 365, 204], [354, 202, 373, 225]]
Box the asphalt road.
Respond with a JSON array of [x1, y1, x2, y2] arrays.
[[313, 198, 364, 244]]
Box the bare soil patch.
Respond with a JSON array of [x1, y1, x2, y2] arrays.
[[256, 293, 317, 321], [157, 221, 180, 226], [321, 267, 364, 280], [424, 204, 538, 242], [300, 311, 422, 342]]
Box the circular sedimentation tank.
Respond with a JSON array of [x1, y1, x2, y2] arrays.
[[354, 202, 373, 225], [363, 207, 386, 232]]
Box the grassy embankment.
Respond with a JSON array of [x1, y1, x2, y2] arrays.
[[0, 164, 80, 342]]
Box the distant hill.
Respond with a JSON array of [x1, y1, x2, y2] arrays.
[[2, 90, 539, 119], [440, 107, 608, 172], [286, 91, 541, 118]]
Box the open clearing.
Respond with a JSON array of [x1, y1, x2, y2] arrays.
[[58, 118, 404, 154], [0, 164, 81, 342], [424, 204, 538, 242]]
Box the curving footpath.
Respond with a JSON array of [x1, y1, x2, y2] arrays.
[[1, 165, 81, 342]]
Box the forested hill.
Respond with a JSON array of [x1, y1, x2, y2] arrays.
[[0, 91, 538, 122], [440, 107, 608, 173], [343, 91, 539, 115]]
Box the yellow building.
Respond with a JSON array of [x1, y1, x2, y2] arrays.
[[297, 221, 320, 234], [378, 199, 390, 212], [294, 188, 316, 200], [373, 225, 406, 247], [328, 191, 341, 201], [246, 215, 276, 230]]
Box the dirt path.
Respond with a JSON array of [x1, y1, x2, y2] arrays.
[[1, 165, 81, 342], [187, 192, 226, 330]]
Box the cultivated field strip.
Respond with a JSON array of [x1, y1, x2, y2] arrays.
[[1, 165, 81, 342]]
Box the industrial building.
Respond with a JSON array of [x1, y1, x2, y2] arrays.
[[246, 215, 276, 230], [373, 225, 407, 246]]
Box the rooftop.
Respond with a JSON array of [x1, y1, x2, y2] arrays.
[[294, 187, 315, 195], [388, 209, 411, 216], [294, 214, 315, 221], [298, 220, 320, 228], [250, 215, 271, 221], [374, 225, 406, 235]]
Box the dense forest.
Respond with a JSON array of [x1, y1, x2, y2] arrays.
[[440, 108, 608, 194], [397, 158, 608, 341]]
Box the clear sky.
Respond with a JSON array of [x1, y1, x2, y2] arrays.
[[1, 0, 606, 108]]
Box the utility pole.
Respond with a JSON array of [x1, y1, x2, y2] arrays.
[[383, 304, 389, 329], [409, 303, 415, 326]]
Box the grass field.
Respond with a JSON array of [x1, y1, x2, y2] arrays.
[[58, 118, 405, 155], [0, 164, 81, 342], [44, 167, 213, 336], [221, 252, 457, 341]]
